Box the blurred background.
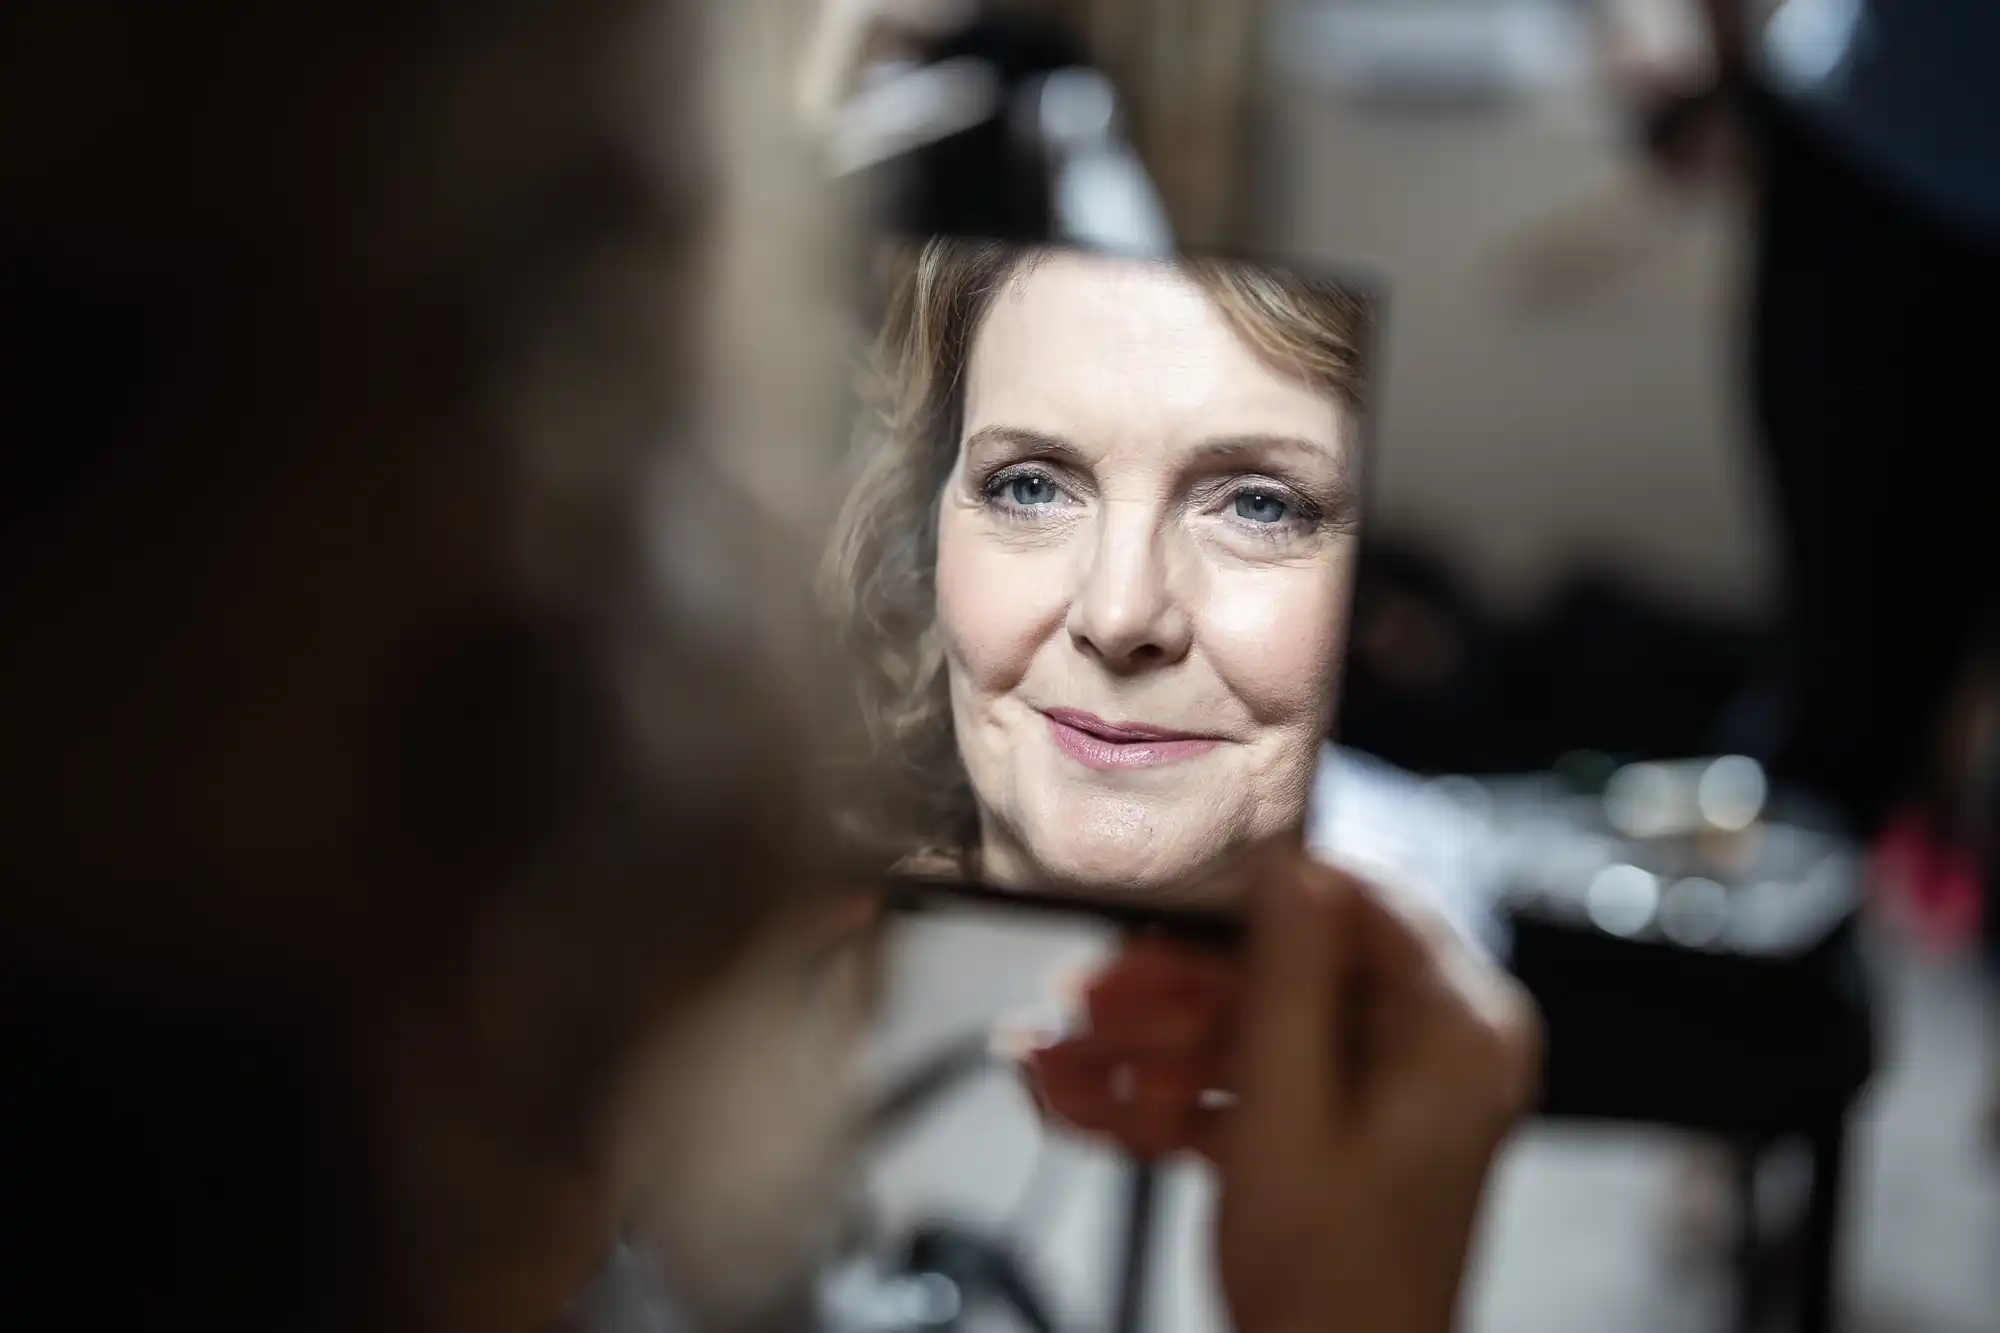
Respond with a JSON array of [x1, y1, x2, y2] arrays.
[[809, 2, 1998, 1331]]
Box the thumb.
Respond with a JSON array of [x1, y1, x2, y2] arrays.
[[1228, 842, 1353, 1145]]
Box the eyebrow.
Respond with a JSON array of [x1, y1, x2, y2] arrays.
[[963, 425, 1348, 470], [961, 425, 1089, 466], [1181, 433, 1348, 470]]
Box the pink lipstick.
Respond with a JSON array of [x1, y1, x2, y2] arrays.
[[1041, 708, 1221, 772]]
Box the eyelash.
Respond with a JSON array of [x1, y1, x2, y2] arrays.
[[980, 466, 1074, 520], [1227, 484, 1325, 538], [978, 466, 1328, 537]]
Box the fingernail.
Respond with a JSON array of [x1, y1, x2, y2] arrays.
[[1110, 1062, 1136, 1105], [989, 1004, 1083, 1061], [1047, 961, 1093, 1008], [988, 1027, 1039, 1063], [1195, 1088, 1238, 1111]]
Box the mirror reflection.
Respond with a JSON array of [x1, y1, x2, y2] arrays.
[[826, 238, 1374, 902]]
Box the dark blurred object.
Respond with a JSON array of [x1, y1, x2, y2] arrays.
[[1337, 539, 1502, 773], [815, 1036, 1065, 1333], [1, 995, 368, 1331], [1502, 574, 1770, 770], [1869, 808, 1985, 955], [830, 3, 1171, 257], [0, 3, 832, 1331], [898, 1225, 1054, 1333], [1964, 659, 2000, 1145], [1984, 767, 2000, 1148], [1339, 540, 1767, 778], [1744, 85, 2000, 839], [1491, 773, 1873, 1333], [882, 9, 1089, 242], [1031, 0, 1266, 250], [1979, 700, 2000, 970], [1516, 915, 1870, 1333], [1632, 70, 1751, 184]]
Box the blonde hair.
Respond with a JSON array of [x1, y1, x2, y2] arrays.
[[821, 237, 1374, 863]]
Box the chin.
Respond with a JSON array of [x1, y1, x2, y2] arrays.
[[1026, 810, 1233, 896], [1019, 772, 1311, 896]]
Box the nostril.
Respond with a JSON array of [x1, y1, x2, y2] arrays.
[[1074, 637, 1169, 671]]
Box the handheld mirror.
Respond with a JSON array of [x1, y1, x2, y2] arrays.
[[825, 234, 1382, 939]]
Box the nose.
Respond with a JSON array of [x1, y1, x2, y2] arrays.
[[1065, 502, 1192, 671]]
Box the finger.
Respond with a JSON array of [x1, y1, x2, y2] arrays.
[[1334, 858, 1525, 1038], [1319, 853, 1446, 983], [1080, 984, 1233, 1053], [1229, 840, 1349, 1139], [1181, 1102, 1230, 1164], [990, 1004, 1085, 1065], [1024, 1051, 1217, 1160], [1329, 869, 1545, 1134], [1079, 938, 1237, 1010], [1033, 1039, 1229, 1092], [1077, 1099, 1208, 1161], [1364, 963, 1545, 1140], [1053, 938, 1237, 1051], [1026, 1042, 1229, 1118]]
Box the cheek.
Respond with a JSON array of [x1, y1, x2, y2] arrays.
[[1202, 559, 1350, 728], [934, 510, 1066, 696]]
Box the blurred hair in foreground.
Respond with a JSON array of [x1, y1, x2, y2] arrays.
[[0, 2, 861, 1331]]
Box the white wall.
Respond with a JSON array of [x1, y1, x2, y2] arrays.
[[1258, 1, 1776, 619]]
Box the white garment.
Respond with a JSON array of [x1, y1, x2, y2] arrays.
[[1306, 744, 1511, 960]]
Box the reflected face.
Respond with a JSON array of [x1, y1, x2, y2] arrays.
[[935, 253, 1356, 894]]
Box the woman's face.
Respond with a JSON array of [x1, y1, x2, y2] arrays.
[[935, 253, 1356, 895]]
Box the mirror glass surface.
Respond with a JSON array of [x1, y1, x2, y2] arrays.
[[826, 235, 1379, 909]]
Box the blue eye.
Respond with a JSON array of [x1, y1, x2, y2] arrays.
[[1234, 490, 1289, 524], [1004, 473, 1060, 506]]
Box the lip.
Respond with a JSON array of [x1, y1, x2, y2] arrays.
[[1040, 708, 1222, 772]]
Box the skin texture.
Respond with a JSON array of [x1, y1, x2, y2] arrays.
[[934, 252, 1356, 897]]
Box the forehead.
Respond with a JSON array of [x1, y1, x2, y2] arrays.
[[961, 252, 1338, 448]]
